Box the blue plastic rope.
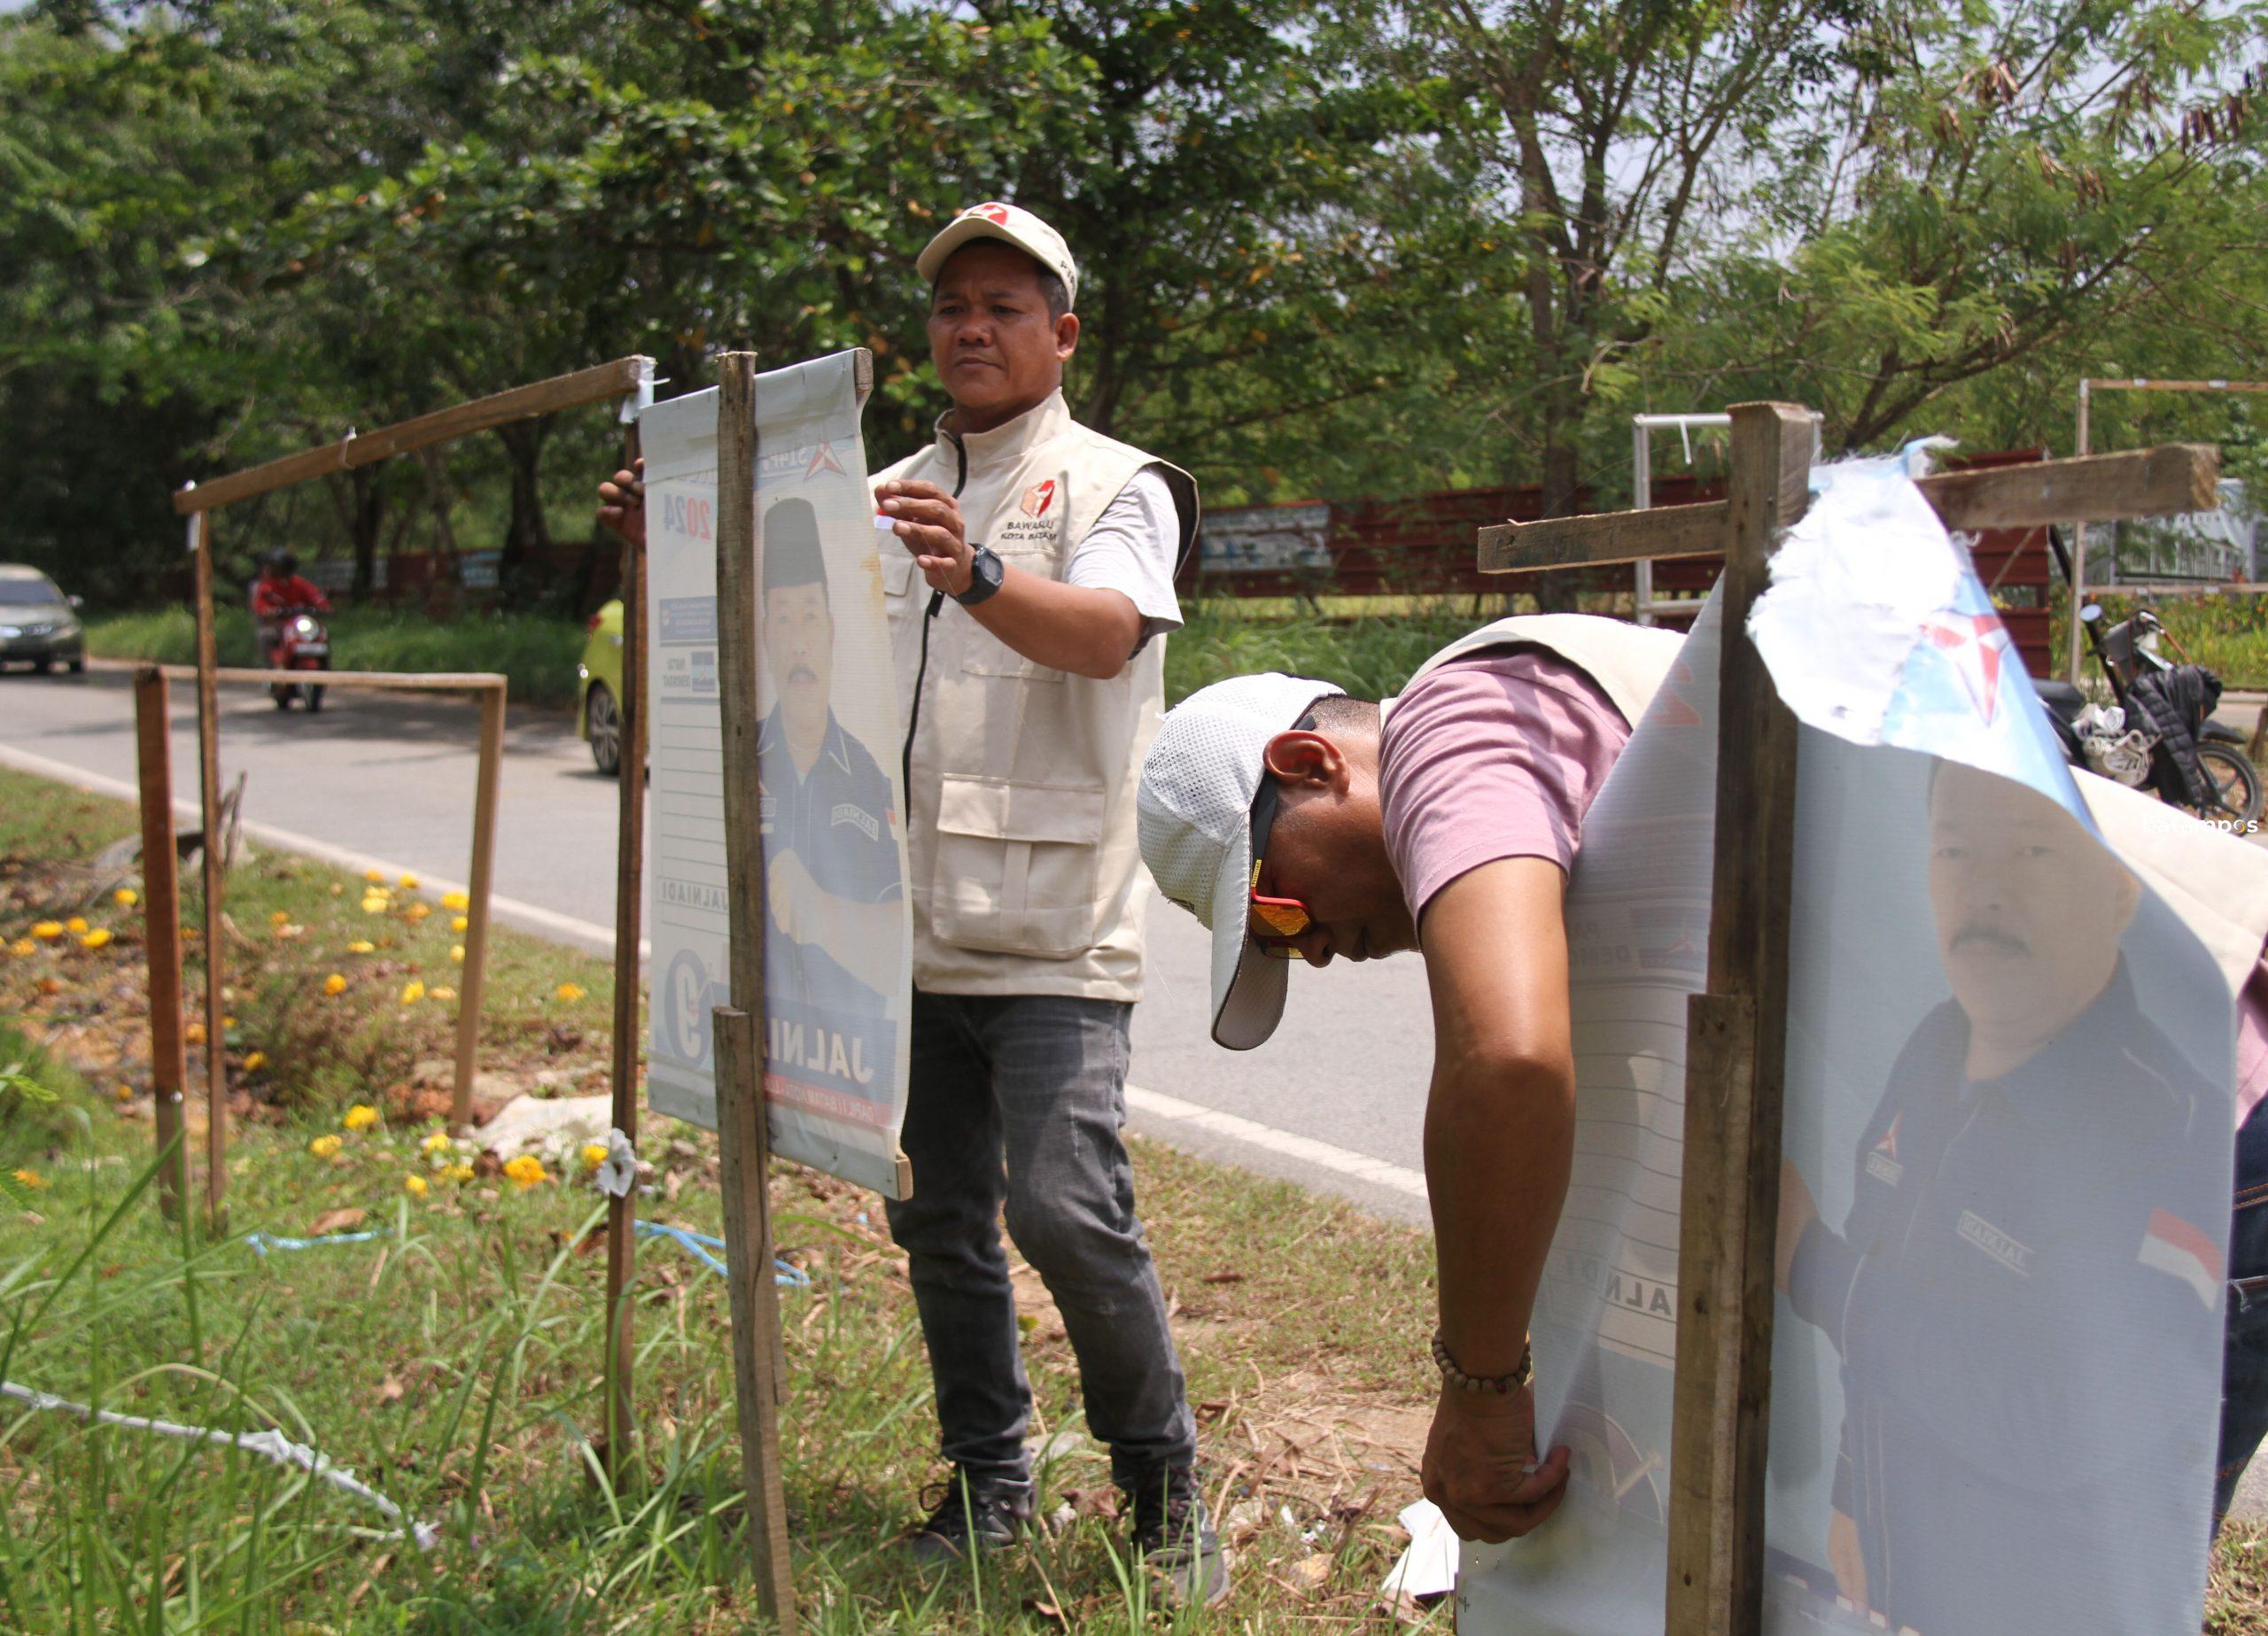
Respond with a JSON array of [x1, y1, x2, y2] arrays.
[[245, 1229, 387, 1256], [634, 1221, 810, 1286]]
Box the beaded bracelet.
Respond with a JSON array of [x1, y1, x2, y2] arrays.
[[1432, 1330, 1534, 1394]]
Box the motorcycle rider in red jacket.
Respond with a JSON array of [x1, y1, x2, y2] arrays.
[[251, 550, 330, 665]]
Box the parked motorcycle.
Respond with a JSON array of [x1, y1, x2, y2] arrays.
[[2039, 527, 2263, 826], [265, 604, 330, 712]]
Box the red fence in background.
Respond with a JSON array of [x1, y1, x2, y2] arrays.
[[1182, 449, 2061, 678]]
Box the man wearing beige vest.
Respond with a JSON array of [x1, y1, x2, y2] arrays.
[[597, 203, 1219, 1603], [865, 202, 1223, 1604], [1136, 612, 2268, 1554]]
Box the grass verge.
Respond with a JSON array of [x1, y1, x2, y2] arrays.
[[84, 608, 590, 711], [0, 764, 1443, 1632]]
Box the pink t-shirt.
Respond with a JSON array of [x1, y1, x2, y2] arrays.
[[1378, 643, 2268, 1133], [1378, 647, 1629, 927]]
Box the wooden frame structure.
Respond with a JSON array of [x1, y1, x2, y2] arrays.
[[2068, 376, 2268, 680], [161, 356, 652, 1221], [1478, 402, 2220, 1632]]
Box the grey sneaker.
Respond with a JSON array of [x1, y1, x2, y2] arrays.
[[1129, 1468, 1230, 1609], [906, 1469, 1036, 1566]]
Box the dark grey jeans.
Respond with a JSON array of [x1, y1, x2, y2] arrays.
[[884, 989, 1197, 1492]]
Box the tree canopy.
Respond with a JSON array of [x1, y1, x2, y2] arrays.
[[3, 0, 2262, 603]]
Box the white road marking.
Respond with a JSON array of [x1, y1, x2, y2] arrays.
[[1124, 1083, 1430, 1202], [4, 737, 1428, 1208]]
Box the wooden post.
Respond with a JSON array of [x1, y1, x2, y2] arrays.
[[712, 352, 798, 1628], [189, 509, 229, 1227], [133, 667, 190, 1222], [449, 684, 505, 1127], [602, 427, 649, 1485], [1662, 401, 1812, 1633]]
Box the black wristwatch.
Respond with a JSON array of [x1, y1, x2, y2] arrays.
[[955, 543, 1006, 607]]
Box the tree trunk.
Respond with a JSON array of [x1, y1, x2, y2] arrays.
[[330, 467, 385, 600], [496, 419, 552, 598]]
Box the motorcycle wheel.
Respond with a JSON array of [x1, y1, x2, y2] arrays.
[[2194, 743, 2265, 828], [306, 685, 324, 713], [273, 685, 292, 709], [586, 681, 622, 777]]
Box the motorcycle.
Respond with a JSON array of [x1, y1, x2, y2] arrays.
[[2038, 527, 2264, 827], [265, 604, 330, 712]]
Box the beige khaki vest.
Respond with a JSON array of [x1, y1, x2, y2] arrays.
[[874, 392, 1199, 998], [1392, 614, 2268, 997]]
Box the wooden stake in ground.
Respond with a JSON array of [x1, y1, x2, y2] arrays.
[[602, 424, 649, 1485], [448, 686, 505, 1128], [189, 508, 229, 1227], [1660, 402, 1810, 1633], [132, 665, 190, 1222], [711, 351, 799, 1631]]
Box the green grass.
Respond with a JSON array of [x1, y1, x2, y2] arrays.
[[2047, 593, 2268, 692], [0, 765, 1446, 1632], [85, 608, 591, 711]]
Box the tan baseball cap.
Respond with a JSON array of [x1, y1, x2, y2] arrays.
[[917, 202, 1080, 308]]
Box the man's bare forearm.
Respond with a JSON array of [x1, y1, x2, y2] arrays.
[[967, 570, 1142, 679], [1425, 1051, 1575, 1373]]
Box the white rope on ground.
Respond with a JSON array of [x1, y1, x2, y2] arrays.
[[0, 1379, 439, 1551]]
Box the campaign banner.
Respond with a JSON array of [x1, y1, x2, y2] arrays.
[[638, 351, 913, 1198], [1461, 456, 2236, 1633]]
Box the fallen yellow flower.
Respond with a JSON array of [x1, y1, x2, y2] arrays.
[[223, 1015, 236, 1029], [78, 929, 112, 950], [428, 985, 457, 1002], [269, 910, 291, 926], [400, 981, 426, 1004], [185, 1022, 206, 1045], [344, 1105, 379, 1131], [9, 939, 33, 957], [449, 945, 465, 964], [404, 1174, 429, 1198], [348, 940, 375, 955], [322, 974, 347, 996], [439, 891, 470, 912], [451, 915, 469, 933], [364, 868, 385, 883], [330, 883, 344, 896], [114, 888, 138, 909], [406, 903, 431, 922], [242, 1051, 267, 1073], [399, 872, 418, 888], [502, 1155, 547, 1187], [580, 1143, 609, 1170], [65, 917, 87, 934], [12, 1168, 45, 1190], [361, 898, 390, 915], [421, 1130, 453, 1155], [308, 1135, 343, 1159], [445, 1161, 475, 1184], [555, 983, 586, 1003], [32, 922, 62, 940]]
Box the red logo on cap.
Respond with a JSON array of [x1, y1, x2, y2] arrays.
[[1021, 480, 1057, 518], [967, 203, 1012, 225]]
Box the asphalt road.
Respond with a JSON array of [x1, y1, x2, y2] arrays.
[[0, 667, 1438, 1222]]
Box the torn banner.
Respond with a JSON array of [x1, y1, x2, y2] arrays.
[[1461, 455, 2264, 1634], [638, 351, 914, 1198]]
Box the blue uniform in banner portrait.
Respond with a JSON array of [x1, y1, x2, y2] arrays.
[[755, 494, 904, 1137]]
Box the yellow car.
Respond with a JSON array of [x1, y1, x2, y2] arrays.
[[575, 600, 625, 776]]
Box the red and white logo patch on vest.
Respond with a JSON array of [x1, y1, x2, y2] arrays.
[[2140, 1207, 2225, 1308], [1865, 1113, 1904, 1186], [1021, 479, 1058, 519], [967, 202, 1012, 225]]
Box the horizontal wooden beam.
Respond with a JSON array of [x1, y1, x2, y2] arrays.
[[1919, 442, 2218, 531], [109, 661, 505, 694], [174, 358, 652, 514], [1479, 444, 2221, 576], [2086, 378, 2268, 394]]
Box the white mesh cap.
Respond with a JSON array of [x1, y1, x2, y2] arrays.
[[1138, 673, 1347, 1050], [916, 202, 1081, 308]]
